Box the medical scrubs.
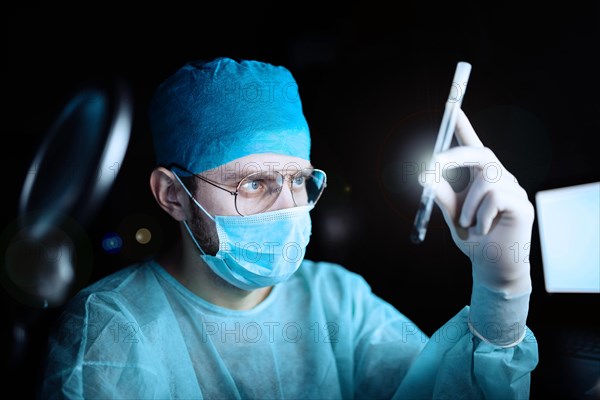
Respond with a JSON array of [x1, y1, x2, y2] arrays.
[[39, 259, 538, 399]]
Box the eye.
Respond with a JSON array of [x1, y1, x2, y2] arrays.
[[240, 179, 264, 193], [292, 175, 306, 186]]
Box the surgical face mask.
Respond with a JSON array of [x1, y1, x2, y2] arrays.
[[174, 173, 313, 291]]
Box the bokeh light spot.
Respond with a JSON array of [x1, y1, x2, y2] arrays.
[[135, 228, 151, 244], [101, 232, 122, 254]]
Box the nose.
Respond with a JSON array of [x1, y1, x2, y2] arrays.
[[267, 177, 296, 211]]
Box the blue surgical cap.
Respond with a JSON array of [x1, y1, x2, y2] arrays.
[[148, 57, 311, 174]]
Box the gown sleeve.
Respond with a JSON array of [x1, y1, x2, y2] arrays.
[[391, 305, 538, 400], [348, 273, 538, 399]]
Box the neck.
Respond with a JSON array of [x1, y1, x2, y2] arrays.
[[156, 239, 272, 311]]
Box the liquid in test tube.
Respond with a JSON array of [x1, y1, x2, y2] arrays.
[[410, 61, 472, 244]]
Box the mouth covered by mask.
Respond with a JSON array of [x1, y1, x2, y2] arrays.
[[176, 172, 314, 290], [149, 57, 313, 290]]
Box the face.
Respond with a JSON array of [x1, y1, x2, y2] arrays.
[[186, 153, 313, 254]]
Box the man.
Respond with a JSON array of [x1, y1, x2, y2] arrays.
[[39, 57, 538, 399]]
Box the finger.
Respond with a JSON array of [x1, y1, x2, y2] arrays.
[[455, 108, 484, 148], [432, 179, 471, 241], [474, 191, 501, 235], [434, 145, 500, 172], [432, 178, 460, 223], [417, 168, 458, 222], [459, 177, 489, 228]]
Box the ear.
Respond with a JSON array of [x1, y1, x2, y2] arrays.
[[149, 167, 190, 222]]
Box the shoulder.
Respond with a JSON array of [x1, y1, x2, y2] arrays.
[[40, 260, 168, 396], [59, 260, 160, 318], [80, 259, 157, 294], [46, 259, 167, 353]]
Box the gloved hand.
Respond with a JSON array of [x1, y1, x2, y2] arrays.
[[428, 109, 534, 346]]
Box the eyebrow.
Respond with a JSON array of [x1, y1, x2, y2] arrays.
[[220, 174, 243, 183], [206, 166, 315, 184]]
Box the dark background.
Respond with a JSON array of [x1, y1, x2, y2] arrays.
[[2, 2, 599, 398]]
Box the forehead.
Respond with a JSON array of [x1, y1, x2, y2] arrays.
[[201, 153, 312, 182]]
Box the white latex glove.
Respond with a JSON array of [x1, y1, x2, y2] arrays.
[[430, 109, 535, 346]]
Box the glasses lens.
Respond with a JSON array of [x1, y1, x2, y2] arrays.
[[235, 169, 327, 216], [235, 172, 281, 216], [291, 169, 327, 206]]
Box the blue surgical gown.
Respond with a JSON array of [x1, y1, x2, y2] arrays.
[[39, 259, 538, 399]]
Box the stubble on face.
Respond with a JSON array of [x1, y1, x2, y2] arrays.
[[189, 200, 219, 256]]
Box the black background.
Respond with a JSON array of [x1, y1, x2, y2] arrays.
[[2, 2, 599, 398]]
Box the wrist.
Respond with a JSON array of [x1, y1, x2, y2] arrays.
[[468, 278, 532, 347], [472, 260, 531, 296]]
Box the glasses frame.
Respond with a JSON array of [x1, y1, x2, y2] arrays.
[[168, 163, 327, 216]]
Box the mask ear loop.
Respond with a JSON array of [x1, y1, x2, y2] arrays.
[[171, 171, 216, 221], [182, 220, 207, 256], [171, 169, 215, 256]]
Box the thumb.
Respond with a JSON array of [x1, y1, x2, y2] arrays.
[[432, 179, 470, 241], [432, 178, 459, 227], [418, 170, 459, 224]]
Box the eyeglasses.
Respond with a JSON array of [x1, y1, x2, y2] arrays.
[[169, 164, 327, 216]]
